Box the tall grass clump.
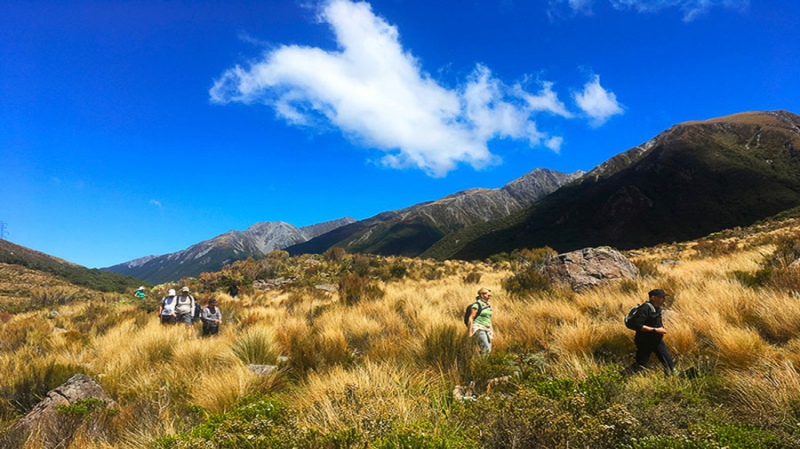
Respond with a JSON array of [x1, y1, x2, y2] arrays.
[[231, 327, 278, 366], [338, 273, 385, 305], [28, 286, 84, 308], [292, 362, 443, 440], [418, 324, 474, 379]]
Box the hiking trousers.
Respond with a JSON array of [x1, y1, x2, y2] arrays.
[[635, 335, 674, 375], [474, 329, 492, 355]]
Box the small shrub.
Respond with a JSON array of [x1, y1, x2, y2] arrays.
[[510, 247, 557, 271], [730, 268, 773, 289], [766, 234, 800, 269], [463, 272, 482, 284], [692, 239, 739, 259], [338, 273, 385, 305], [29, 286, 82, 308], [633, 259, 660, 278], [324, 246, 346, 263], [502, 268, 552, 298], [388, 262, 408, 280]]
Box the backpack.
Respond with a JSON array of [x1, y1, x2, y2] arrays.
[[624, 302, 656, 330], [192, 300, 202, 322], [463, 301, 483, 327]]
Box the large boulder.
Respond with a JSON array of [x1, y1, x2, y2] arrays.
[[12, 373, 117, 434], [544, 247, 638, 292]]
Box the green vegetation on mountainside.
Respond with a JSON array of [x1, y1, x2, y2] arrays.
[[427, 110, 800, 261], [0, 240, 144, 293]]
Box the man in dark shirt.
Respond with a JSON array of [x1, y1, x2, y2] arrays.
[[627, 289, 675, 375]]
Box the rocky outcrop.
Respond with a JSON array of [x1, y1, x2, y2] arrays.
[[544, 247, 639, 292], [13, 374, 117, 434]]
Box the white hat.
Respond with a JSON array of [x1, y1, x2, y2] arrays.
[[137, 286, 144, 290], [168, 289, 176, 296]]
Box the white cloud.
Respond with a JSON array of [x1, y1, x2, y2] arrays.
[[149, 199, 163, 209], [545, 136, 564, 153], [210, 0, 602, 177], [573, 75, 624, 127], [556, 0, 749, 21]]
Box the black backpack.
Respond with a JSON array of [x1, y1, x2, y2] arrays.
[[463, 301, 484, 327], [624, 302, 656, 330]]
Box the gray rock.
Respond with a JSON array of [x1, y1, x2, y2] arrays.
[[544, 247, 639, 292], [13, 374, 117, 434], [247, 364, 278, 376]]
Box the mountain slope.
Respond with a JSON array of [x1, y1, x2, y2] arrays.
[[425, 110, 800, 260], [286, 168, 581, 257], [0, 239, 144, 293], [104, 217, 355, 284]]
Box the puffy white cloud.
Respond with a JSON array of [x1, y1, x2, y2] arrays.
[[573, 75, 624, 127], [211, 0, 609, 176]]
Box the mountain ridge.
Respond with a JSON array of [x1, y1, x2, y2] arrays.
[[423, 110, 800, 260], [104, 217, 356, 284], [286, 167, 582, 257]]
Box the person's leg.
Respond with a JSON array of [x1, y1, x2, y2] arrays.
[[634, 337, 656, 369], [653, 341, 675, 375], [476, 330, 492, 355]]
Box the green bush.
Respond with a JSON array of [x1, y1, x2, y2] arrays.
[[502, 268, 552, 298]]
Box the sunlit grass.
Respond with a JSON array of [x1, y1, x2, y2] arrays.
[[5, 222, 800, 446]]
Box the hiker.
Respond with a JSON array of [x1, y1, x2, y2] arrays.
[[174, 287, 196, 330], [159, 289, 178, 325], [201, 299, 222, 337], [228, 284, 239, 299], [134, 286, 146, 300], [626, 289, 675, 376], [467, 287, 495, 355]]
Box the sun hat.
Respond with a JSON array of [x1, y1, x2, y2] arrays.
[[181, 287, 190, 293], [168, 289, 176, 296]]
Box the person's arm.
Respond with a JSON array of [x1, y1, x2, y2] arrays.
[[467, 308, 478, 336], [639, 325, 667, 334]]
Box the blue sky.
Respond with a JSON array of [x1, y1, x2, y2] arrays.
[[2, 0, 798, 268]]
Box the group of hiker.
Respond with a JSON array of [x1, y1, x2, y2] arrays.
[[134, 286, 224, 337], [465, 286, 674, 376], [140, 282, 673, 374]]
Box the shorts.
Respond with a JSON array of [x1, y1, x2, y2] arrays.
[[176, 312, 193, 326], [160, 314, 176, 325]]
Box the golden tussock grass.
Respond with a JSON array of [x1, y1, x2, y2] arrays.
[[291, 361, 444, 435], [191, 363, 253, 414], [726, 361, 800, 424], [7, 222, 800, 446]]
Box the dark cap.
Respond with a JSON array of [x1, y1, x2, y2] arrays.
[[209, 299, 218, 305], [648, 289, 668, 297]]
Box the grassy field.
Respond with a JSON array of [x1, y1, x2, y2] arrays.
[[2, 220, 800, 448]]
